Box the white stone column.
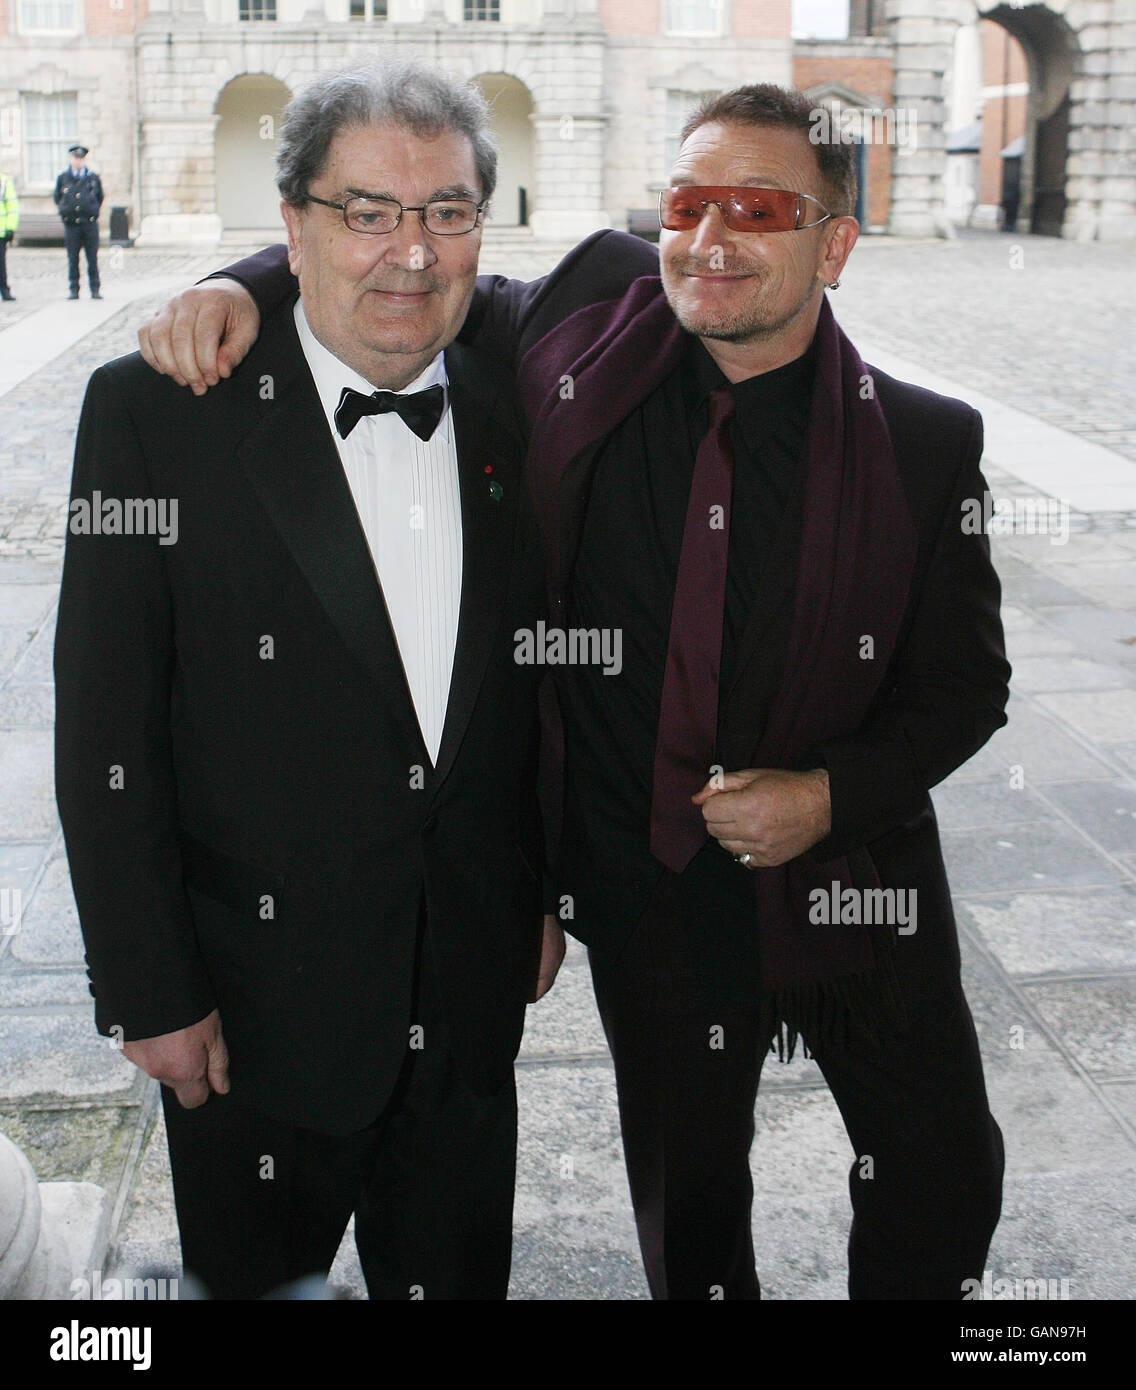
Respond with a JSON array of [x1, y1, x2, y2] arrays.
[[1065, 0, 1136, 240], [0, 1133, 74, 1300], [884, 0, 971, 237], [135, 116, 224, 247], [528, 113, 612, 240]]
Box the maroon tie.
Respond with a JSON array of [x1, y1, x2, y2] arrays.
[[649, 384, 735, 873]]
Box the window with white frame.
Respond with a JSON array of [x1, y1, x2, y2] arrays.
[[662, 0, 723, 36], [664, 90, 720, 174], [350, 0, 388, 17], [18, 0, 79, 31], [238, 0, 277, 18], [23, 92, 79, 187], [464, 0, 501, 20]]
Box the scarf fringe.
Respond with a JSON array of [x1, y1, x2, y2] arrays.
[[760, 930, 905, 1062]]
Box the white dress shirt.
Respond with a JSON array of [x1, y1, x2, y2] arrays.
[[294, 298, 463, 765]]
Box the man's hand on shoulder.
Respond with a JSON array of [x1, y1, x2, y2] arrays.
[[121, 1007, 230, 1109], [137, 278, 261, 395]]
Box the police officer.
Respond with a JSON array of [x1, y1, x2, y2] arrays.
[[54, 144, 103, 300], [0, 169, 17, 301]]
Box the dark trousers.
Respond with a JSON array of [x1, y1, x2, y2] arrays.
[[160, 930, 517, 1300], [64, 222, 99, 293], [0, 235, 9, 294], [589, 875, 1005, 1300]]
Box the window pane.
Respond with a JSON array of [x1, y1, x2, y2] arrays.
[[23, 92, 79, 185], [20, 0, 78, 28], [664, 89, 719, 173], [663, 0, 719, 33]]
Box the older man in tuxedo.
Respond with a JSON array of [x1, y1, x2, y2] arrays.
[[138, 83, 1010, 1301], [55, 60, 564, 1301]]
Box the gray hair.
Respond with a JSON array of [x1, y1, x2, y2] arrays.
[[276, 58, 498, 208]]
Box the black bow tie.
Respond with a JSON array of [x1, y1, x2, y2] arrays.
[[334, 383, 445, 442]]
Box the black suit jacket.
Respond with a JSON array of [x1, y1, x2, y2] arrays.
[[212, 234, 1011, 972], [55, 291, 547, 1134]]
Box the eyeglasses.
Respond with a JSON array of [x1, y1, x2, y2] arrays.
[[659, 185, 832, 234], [306, 193, 487, 236]]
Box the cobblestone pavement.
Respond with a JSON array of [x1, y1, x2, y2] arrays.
[[838, 229, 1136, 464], [1, 233, 1134, 1301]]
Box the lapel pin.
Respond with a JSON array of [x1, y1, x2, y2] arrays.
[[484, 464, 502, 502]]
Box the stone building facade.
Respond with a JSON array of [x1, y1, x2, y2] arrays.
[[0, 0, 1132, 243]]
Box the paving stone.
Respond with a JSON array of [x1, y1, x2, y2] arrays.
[[942, 820, 1123, 895], [10, 853, 86, 967], [1099, 1083, 1136, 1129], [0, 1104, 139, 1187], [0, 840, 51, 894], [1038, 779, 1136, 856], [958, 888, 1136, 976], [1003, 627, 1078, 659], [1032, 606, 1136, 666], [984, 1170, 1136, 1301], [0, 682, 54, 728], [1007, 656, 1130, 692], [1036, 689, 1136, 745], [932, 778, 1055, 832], [0, 1012, 142, 1103], [0, 730, 57, 839], [0, 625, 34, 683], [1017, 977, 1136, 1079], [9, 620, 55, 683], [969, 701, 1119, 784], [0, 969, 93, 1006], [959, 947, 1136, 1175], [0, 585, 56, 628], [108, 1098, 178, 1257]]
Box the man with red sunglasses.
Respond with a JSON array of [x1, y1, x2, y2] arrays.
[[139, 82, 1008, 1301]]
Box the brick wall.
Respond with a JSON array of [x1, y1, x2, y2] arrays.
[[793, 50, 893, 230], [599, 0, 790, 38]]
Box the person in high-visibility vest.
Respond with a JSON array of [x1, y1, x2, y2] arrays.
[[0, 171, 18, 302]]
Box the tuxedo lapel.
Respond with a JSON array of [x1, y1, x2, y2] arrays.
[[427, 339, 524, 796], [234, 305, 429, 765]]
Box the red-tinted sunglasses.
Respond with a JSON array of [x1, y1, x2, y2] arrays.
[[659, 185, 832, 234]]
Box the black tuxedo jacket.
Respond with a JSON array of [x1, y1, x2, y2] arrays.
[[55, 291, 546, 1134], [214, 233, 1011, 971]]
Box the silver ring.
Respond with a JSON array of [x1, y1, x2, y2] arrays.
[[737, 852, 753, 868]]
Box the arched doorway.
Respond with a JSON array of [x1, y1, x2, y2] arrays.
[[472, 74, 535, 228], [887, 1, 1112, 239], [214, 75, 291, 235], [978, 3, 1075, 236]]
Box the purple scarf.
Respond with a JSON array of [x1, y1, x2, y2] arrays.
[[519, 280, 918, 1056]]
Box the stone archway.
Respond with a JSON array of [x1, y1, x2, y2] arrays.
[[472, 73, 535, 228], [214, 74, 291, 235], [886, 0, 1134, 241]]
